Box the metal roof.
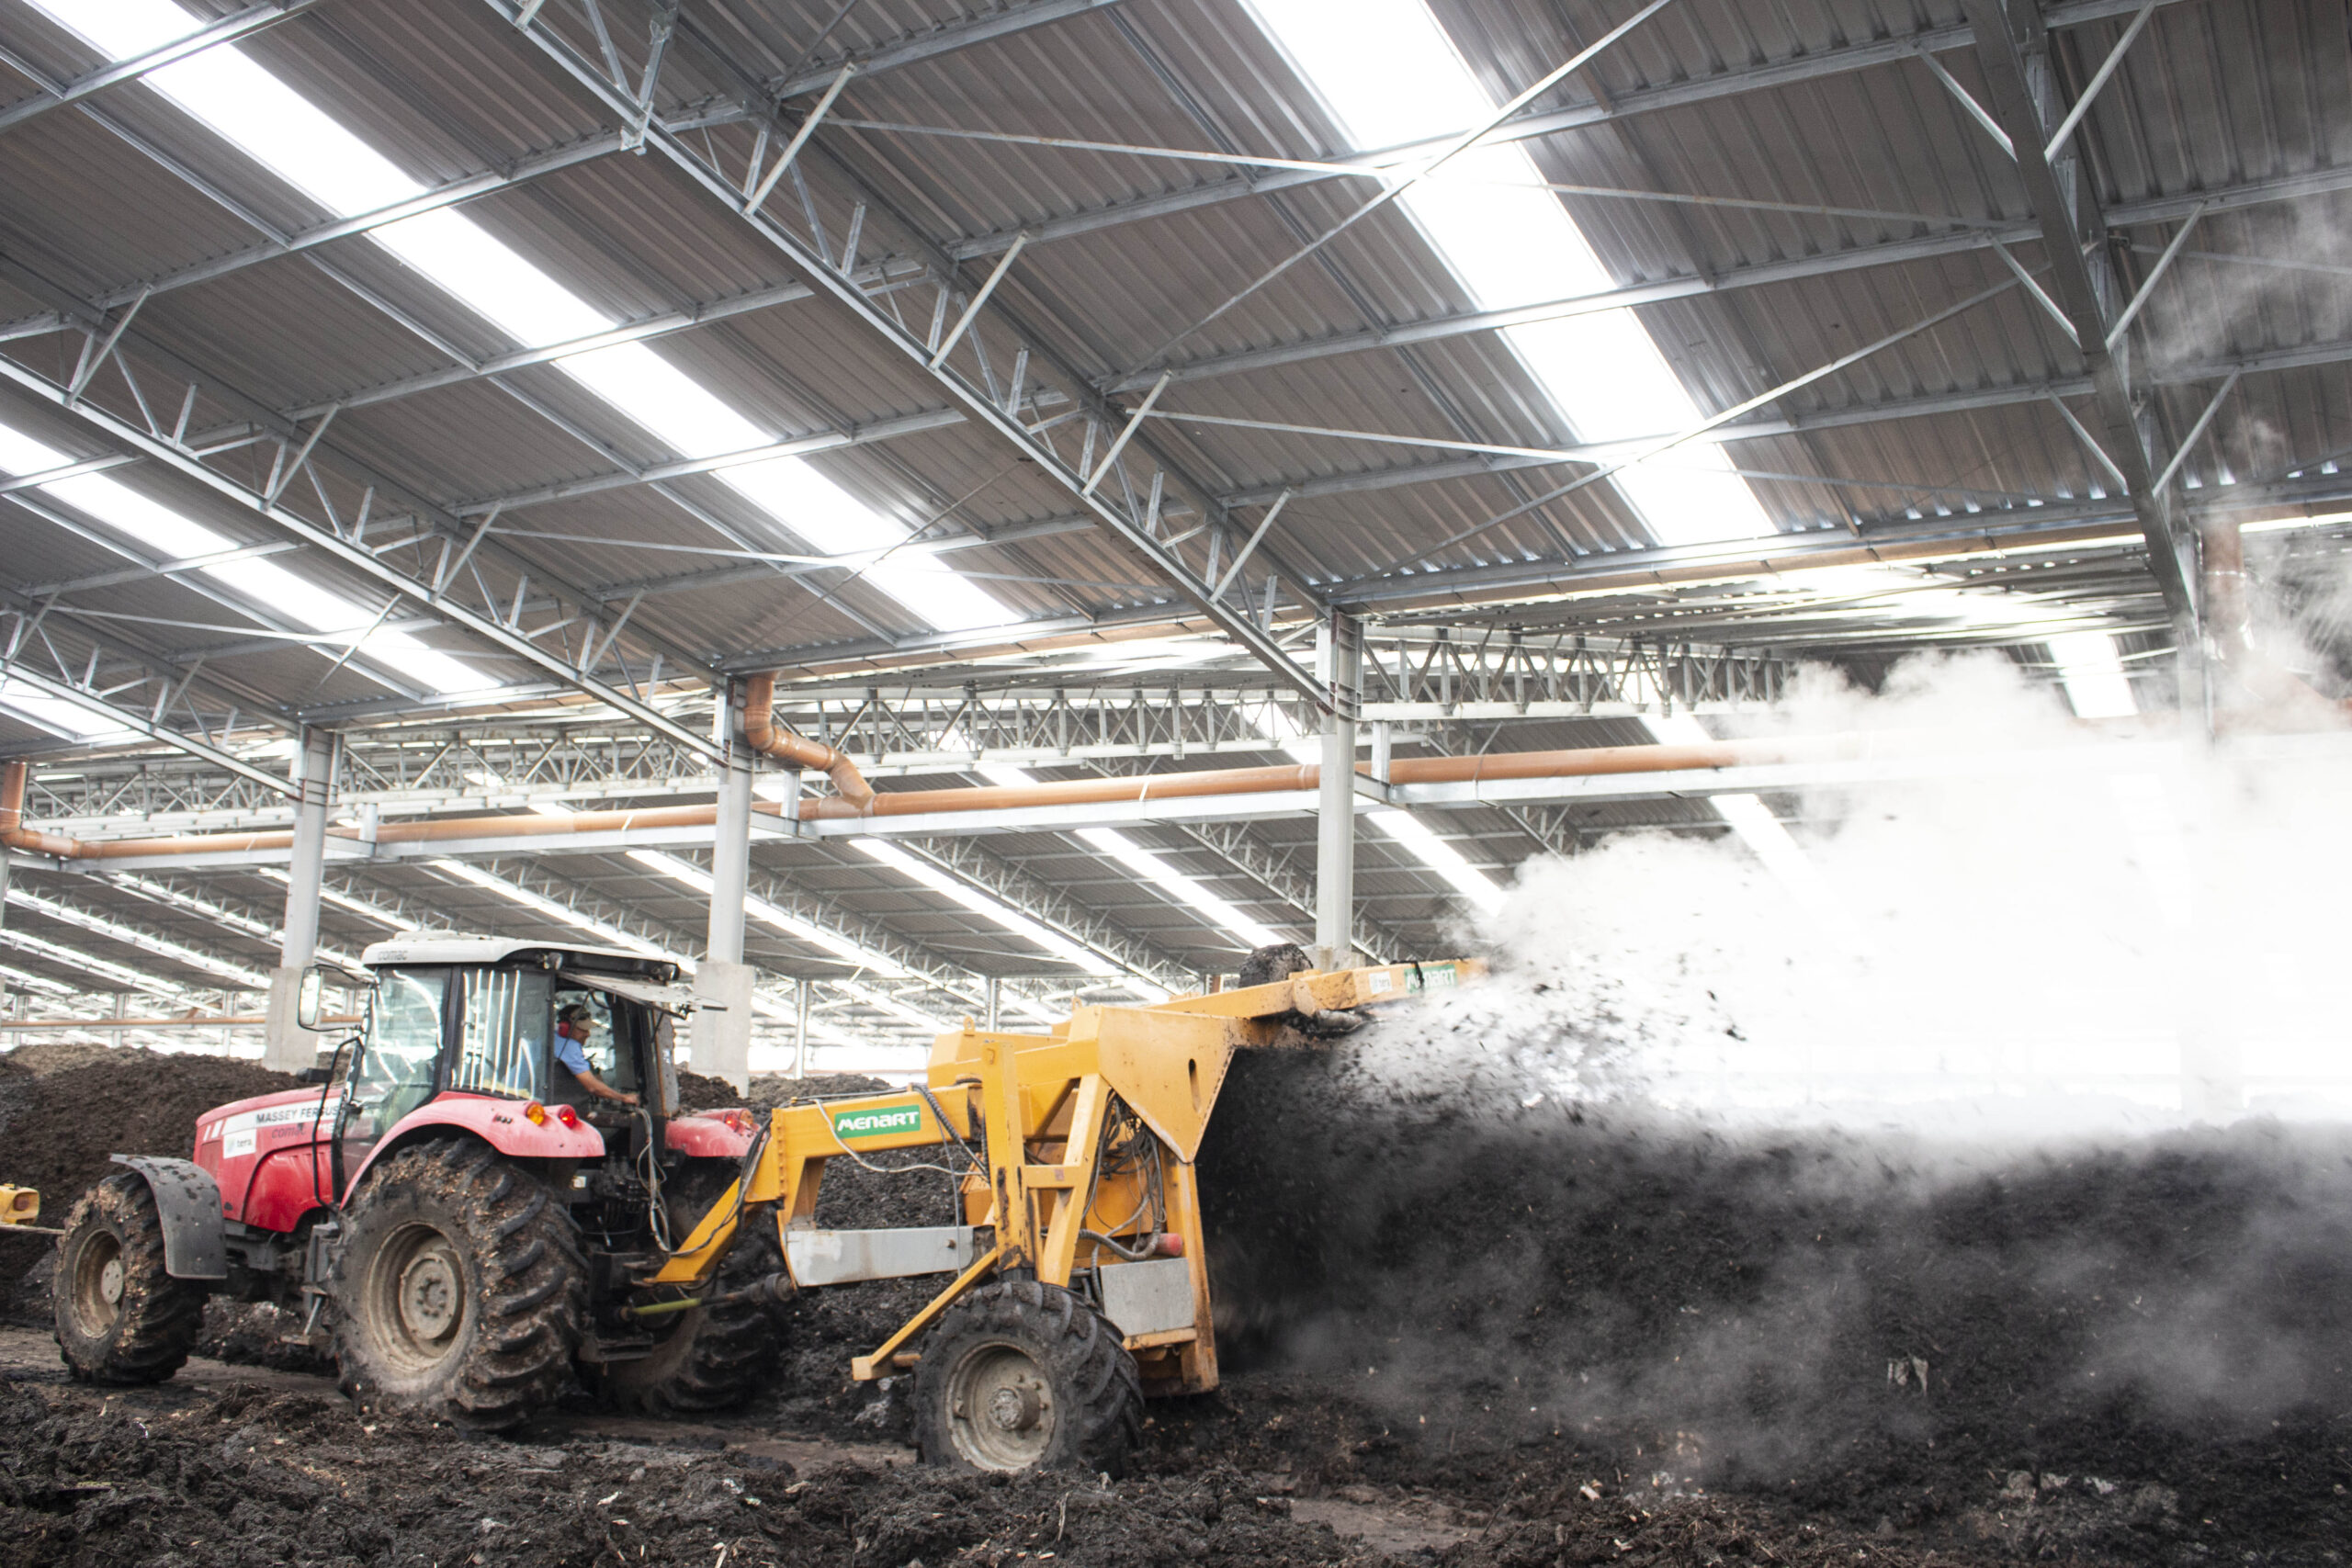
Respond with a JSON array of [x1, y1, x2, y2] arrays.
[[2, 0, 2347, 1056]]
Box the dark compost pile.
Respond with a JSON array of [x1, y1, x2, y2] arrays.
[[0, 1041, 2344, 1564], [1194, 1046, 2352, 1563]]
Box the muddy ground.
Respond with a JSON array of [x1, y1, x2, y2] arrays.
[[0, 1050, 2345, 1564]]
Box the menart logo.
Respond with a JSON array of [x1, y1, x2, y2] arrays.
[[831, 1103, 924, 1141]]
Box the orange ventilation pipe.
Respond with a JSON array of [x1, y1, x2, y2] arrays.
[[792, 736, 1842, 819], [0, 728, 1980, 857], [741, 672, 876, 808], [2, 761, 88, 858]]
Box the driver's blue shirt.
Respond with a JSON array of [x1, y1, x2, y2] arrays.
[[554, 1032, 592, 1077]]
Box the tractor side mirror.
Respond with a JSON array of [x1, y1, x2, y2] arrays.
[[295, 964, 327, 1031]]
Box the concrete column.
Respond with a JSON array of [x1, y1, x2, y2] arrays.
[[691, 680, 755, 1092], [1314, 614, 1361, 971], [263, 728, 333, 1072], [986, 976, 1001, 1032], [794, 980, 812, 1078]]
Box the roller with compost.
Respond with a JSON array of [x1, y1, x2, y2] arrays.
[[51, 933, 1472, 1477]]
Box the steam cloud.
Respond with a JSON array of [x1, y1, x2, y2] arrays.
[[1197, 650, 2352, 1521]]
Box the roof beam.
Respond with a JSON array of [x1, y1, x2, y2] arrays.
[[0, 654, 297, 795], [903, 0, 2190, 265], [0, 245, 719, 694], [1106, 164, 2352, 396], [499, 1, 1327, 708], [1960, 0, 2195, 624], [1315, 466, 2352, 616], [0, 347, 721, 757], [0, 0, 332, 136], [897, 836, 1193, 990], [765, 0, 1131, 98], [1219, 329, 2352, 509]]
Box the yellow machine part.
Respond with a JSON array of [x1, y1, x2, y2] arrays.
[[643, 959, 1482, 1394], [0, 1187, 40, 1224]]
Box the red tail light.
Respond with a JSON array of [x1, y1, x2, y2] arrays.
[[1155, 1234, 1186, 1258], [554, 1103, 582, 1129], [718, 1108, 757, 1136]]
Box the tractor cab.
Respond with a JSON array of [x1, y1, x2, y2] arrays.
[[330, 937, 692, 1180]]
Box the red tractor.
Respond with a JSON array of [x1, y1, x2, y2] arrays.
[[51, 938, 787, 1428]]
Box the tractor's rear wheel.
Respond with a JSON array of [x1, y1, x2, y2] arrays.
[[330, 1139, 583, 1430], [53, 1173, 207, 1384], [913, 1280, 1142, 1477], [600, 1167, 788, 1416]]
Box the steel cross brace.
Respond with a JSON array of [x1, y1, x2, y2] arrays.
[[0, 0, 334, 136], [895, 835, 1194, 992], [492, 0, 1327, 709], [0, 351, 722, 761], [1959, 0, 2196, 629], [1169, 818, 1411, 964]]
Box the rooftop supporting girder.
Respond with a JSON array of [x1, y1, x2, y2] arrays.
[[494, 0, 1329, 705], [1960, 0, 2196, 630]]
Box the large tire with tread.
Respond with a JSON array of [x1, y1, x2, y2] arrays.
[[913, 1280, 1142, 1476], [53, 1173, 208, 1384], [600, 1165, 787, 1416], [329, 1138, 583, 1430]]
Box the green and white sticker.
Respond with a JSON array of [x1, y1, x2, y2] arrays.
[[830, 1103, 924, 1141], [1407, 962, 1459, 993]]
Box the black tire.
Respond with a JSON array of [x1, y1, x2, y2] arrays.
[[329, 1138, 583, 1431], [52, 1173, 208, 1384], [1237, 942, 1313, 988], [912, 1280, 1142, 1477], [601, 1164, 788, 1416]]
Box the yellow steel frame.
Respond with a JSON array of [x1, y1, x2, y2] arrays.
[[645, 960, 1478, 1393]]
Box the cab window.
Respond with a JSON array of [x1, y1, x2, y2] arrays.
[[448, 968, 553, 1102], [352, 967, 447, 1138], [550, 988, 639, 1102]]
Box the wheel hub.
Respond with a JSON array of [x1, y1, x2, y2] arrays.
[[986, 1379, 1045, 1434], [397, 1246, 461, 1340], [946, 1343, 1056, 1471], [365, 1222, 470, 1371], [68, 1230, 127, 1336]]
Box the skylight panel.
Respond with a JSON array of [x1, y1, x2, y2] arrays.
[[850, 839, 1120, 975], [27, 0, 1013, 635], [1244, 704, 1505, 920], [1074, 826, 1289, 950], [0, 680, 134, 741], [431, 857, 673, 959], [621, 847, 908, 975], [2047, 631, 2138, 719], [956, 754, 1287, 951], [1365, 807, 1504, 913], [0, 416, 492, 695], [1246, 0, 1777, 547]]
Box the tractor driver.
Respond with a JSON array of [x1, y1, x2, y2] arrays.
[[554, 1002, 639, 1109]]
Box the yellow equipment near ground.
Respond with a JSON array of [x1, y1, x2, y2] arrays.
[[0, 1187, 40, 1225], [646, 958, 1476, 1470]]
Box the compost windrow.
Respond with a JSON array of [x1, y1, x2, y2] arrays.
[[1196, 1043, 2352, 1562]]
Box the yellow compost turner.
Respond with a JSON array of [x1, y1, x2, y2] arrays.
[[648, 958, 1476, 1472]]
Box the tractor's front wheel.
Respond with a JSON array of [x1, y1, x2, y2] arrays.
[[53, 1173, 208, 1384], [913, 1280, 1142, 1476], [330, 1139, 583, 1430]]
